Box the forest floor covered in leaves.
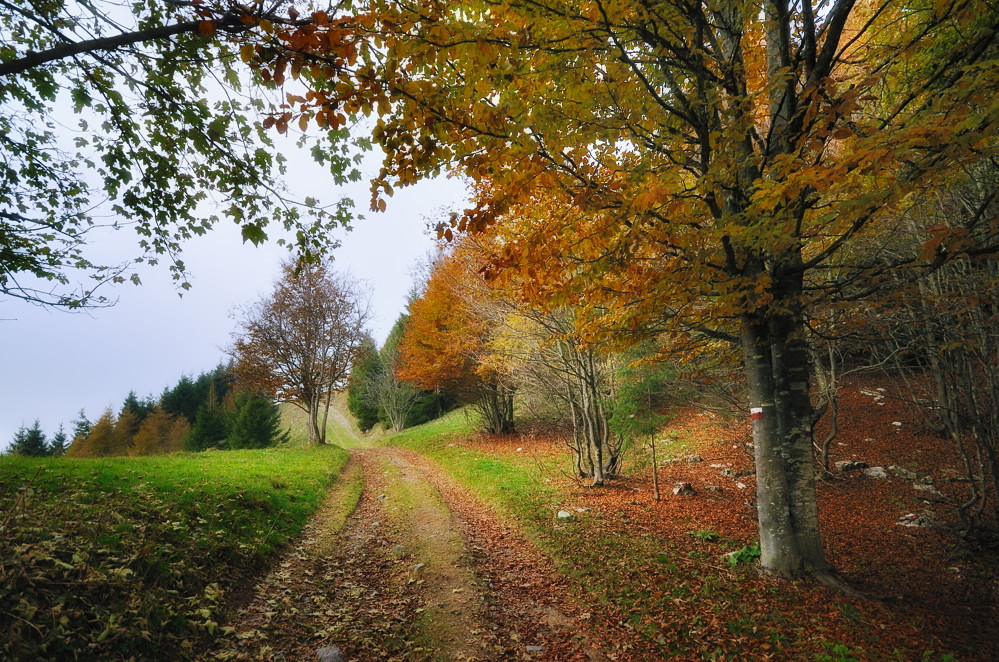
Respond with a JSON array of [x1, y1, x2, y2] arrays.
[[203, 377, 997, 662]]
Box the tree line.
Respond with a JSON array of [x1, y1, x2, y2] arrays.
[[6, 366, 288, 458]]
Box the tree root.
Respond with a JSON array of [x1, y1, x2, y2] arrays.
[[811, 569, 890, 601]]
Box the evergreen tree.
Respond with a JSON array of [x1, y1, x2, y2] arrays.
[[67, 409, 115, 457], [48, 425, 69, 456], [228, 391, 289, 449], [9, 420, 49, 457], [347, 335, 384, 432], [71, 410, 91, 444], [184, 404, 229, 451], [121, 391, 155, 427], [405, 390, 459, 428], [163, 365, 235, 425], [184, 383, 229, 451], [161, 376, 201, 424]]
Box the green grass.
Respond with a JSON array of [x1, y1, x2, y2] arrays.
[[279, 395, 364, 449], [388, 408, 562, 525], [0, 445, 347, 661]]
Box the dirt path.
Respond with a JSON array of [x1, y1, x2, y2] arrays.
[[202, 446, 608, 662]]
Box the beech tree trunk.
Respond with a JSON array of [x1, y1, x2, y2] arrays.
[[742, 304, 829, 578]]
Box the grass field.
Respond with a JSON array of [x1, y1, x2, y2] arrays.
[[0, 445, 347, 661]]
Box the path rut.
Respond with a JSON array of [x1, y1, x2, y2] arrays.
[[201, 446, 607, 661]]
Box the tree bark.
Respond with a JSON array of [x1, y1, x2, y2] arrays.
[[743, 306, 829, 578]]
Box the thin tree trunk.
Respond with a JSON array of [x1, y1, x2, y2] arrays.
[[650, 433, 661, 502]]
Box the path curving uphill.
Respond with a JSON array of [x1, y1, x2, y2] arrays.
[[202, 445, 607, 661]]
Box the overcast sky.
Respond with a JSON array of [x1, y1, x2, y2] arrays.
[[0, 143, 467, 448]]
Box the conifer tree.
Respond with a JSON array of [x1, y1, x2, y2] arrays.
[[71, 410, 91, 444], [48, 425, 69, 456], [131, 407, 181, 456], [9, 420, 49, 457], [161, 376, 201, 424], [184, 384, 229, 451], [228, 391, 289, 449], [347, 336, 384, 432], [67, 409, 115, 457]]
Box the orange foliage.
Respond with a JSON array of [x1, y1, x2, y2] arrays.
[[397, 240, 504, 399]]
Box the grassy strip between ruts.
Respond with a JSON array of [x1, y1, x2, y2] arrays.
[[0, 445, 347, 661], [387, 411, 961, 662]]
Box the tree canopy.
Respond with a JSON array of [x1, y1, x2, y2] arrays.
[[0, 0, 359, 307]]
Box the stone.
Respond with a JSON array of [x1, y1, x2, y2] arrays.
[[576, 507, 592, 513], [687, 455, 703, 463], [672, 482, 696, 496], [898, 511, 937, 528], [720, 468, 737, 478], [557, 510, 573, 519], [914, 483, 942, 496], [736, 482, 748, 490], [317, 646, 343, 662], [526, 645, 543, 653], [412, 562, 427, 574], [389, 544, 407, 558], [863, 466, 888, 478], [835, 460, 869, 472], [888, 465, 917, 480]]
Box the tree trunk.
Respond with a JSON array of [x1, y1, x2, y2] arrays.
[[476, 382, 515, 434], [319, 388, 333, 444], [650, 433, 661, 502], [306, 389, 325, 445], [742, 310, 829, 578]]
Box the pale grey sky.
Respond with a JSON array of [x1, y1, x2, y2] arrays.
[[0, 151, 467, 448]]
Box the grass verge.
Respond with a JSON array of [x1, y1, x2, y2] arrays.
[[0, 445, 347, 661], [388, 409, 562, 529]]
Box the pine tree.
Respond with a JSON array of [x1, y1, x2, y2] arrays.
[[68, 409, 115, 457], [161, 376, 201, 424], [71, 410, 91, 444], [184, 383, 230, 451], [347, 336, 384, 432], [121, 391, 154, 428], [228, 391, 289, 449], [48, 425, 69, 456], [9, 420, 49, 457]]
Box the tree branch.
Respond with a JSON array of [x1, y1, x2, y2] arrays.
[[0, 20, 206, 77]]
